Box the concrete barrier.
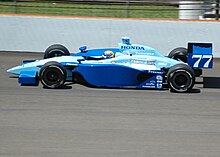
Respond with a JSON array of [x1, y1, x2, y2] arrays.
[[0, 15, 220, 57]]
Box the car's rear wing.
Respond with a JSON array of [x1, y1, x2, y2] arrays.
[[187, 43, 213, 69]]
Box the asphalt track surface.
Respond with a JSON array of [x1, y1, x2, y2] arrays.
[[1, 52, 220, 157]]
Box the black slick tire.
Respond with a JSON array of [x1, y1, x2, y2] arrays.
[[168, 47, 187, 63], [39, 61, 67, 89], [44, 44, 70, 59], [168, 47, 202, 77], [167, 64, 195, 93]]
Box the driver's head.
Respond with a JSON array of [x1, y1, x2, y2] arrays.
[[103, 50, 115, 59]]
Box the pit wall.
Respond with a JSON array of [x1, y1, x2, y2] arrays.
[[0, 15, 219, 57]]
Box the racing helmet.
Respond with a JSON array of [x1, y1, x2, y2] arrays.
[[103, 50, 115, 59]]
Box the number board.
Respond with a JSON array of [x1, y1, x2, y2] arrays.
[[187, 43, 213, 68]]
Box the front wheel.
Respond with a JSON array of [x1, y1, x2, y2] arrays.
[[39, 61, 67, 89], [167, 64, 195, 93]]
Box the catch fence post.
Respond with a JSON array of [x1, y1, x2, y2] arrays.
[[216, 0, 220, 20], [126, 0, 130, 18], [13, 0, 17, 14]]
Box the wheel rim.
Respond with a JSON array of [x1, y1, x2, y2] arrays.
[[46, 70, 60, 82]]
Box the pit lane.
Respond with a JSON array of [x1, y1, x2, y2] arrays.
[[1, 52, 220, 157]]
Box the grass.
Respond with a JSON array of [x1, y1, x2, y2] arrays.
[[0, 1, 178, 18]]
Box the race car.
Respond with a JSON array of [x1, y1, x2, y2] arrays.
[[7, 37, 213, 93]]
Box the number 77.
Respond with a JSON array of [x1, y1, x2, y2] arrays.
[[192, 55, 212, 68]]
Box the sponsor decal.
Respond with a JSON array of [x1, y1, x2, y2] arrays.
[[157, 62, 168, 66], [131, 59, 156, 65], [156, 75, 163, 88], [145, 82, 155, 86], [156, 75, 163, 81], [157, 83, 162, 89], [122, 51, 130, 55], [121, 45, 145, 51], [134, 52, 154, 55], [142, 85, 156, 88], [138, 72, 163, 89], [148, 70, 163, 74]]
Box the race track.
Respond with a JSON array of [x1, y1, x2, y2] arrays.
[[1, 52, 220, 157]]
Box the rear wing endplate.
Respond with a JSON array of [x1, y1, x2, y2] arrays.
[[187, 43, 213, 68]]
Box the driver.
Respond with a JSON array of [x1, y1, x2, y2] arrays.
[[102, 50, 115, 59]]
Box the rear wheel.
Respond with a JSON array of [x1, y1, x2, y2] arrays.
[[168, 47, 187, 63], [168, 47, 202, 77], [167, 64, 195, 93], [39, 61, 67, 89], [44, 44, 70, 59]]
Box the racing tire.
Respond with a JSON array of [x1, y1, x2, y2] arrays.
[[167, 64, 195, 93], [44, 44, 70, 59], [168, 47, 202, 77], [39, 61, 67, 89], [168, 47, 187, 63]]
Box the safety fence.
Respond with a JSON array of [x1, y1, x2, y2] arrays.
[[0, 0, 219, 20]]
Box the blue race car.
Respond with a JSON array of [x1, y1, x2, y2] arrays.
[[7, 37, 213, 93]]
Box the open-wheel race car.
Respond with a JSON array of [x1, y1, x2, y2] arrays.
[[7, 37, 213, 93]]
